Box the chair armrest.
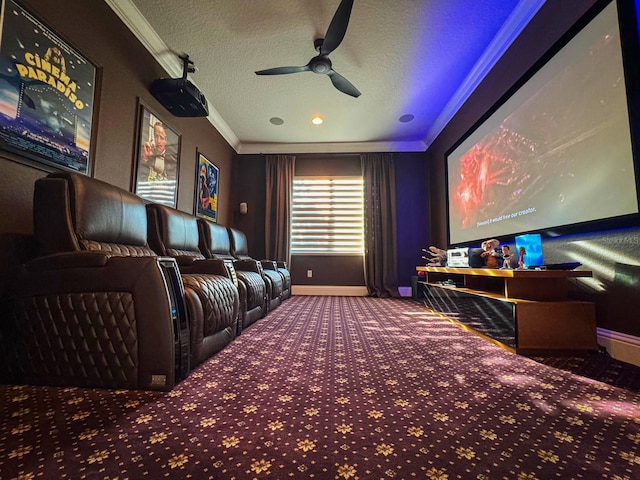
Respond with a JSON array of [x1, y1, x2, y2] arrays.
[[25, 251, 109, 271], [234, 259, 263, 274], [180, 258, 239, 288], [172, 255, 201, 267], [178, 257, 228, 276], [261, 260, 278, 271]]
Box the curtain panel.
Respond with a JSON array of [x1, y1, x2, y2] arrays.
[[361, 153, 400, 298], [265, 154, 295, 266]]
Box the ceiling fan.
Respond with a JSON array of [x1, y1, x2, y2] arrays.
[[255, 0, 361, 98]]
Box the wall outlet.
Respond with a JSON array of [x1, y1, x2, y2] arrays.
[[307, 269, 313, 278]]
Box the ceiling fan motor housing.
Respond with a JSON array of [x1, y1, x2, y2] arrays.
[[310, 55, 332, 74]]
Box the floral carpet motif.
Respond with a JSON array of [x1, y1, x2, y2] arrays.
[[1, 296, 639, 479]]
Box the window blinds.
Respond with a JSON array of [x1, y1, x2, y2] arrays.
[[291, 177, 364, 255]]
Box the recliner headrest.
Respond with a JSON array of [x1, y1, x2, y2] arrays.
[[197, 219, 234, 260], [146, 203, 202, 257], [228, 227, 250, 258], [35, 172, 152, 256]]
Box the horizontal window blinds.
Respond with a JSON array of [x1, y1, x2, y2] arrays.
[[291, 177, 364, 255]]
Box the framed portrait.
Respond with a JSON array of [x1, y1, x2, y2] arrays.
[[194, 150, 219, 222], [0, 0, 98, 175], [133, 101, 181, 207]]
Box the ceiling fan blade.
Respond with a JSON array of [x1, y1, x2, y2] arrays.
[[255, 65, 311, 75], [327, 69, 361, 98], [320, 0, 354, 56]]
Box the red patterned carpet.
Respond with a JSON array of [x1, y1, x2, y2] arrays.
[[1, 296, 639, 479]]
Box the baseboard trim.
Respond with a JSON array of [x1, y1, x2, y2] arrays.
[[597, 328, 640, 367], [292, 285, 369, 296]]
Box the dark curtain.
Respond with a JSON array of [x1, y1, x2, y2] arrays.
[[361, 153, 400, 298], [265, 154, 295, 265]]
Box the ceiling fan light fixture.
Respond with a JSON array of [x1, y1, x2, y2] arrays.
[[311, 115, 323, 125]]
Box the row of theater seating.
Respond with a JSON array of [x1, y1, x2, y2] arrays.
[[0, 172, 290, 391]]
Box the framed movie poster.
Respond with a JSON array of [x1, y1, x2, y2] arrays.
[[194, 150, 218, 222], [0, 0, 98, 175], [133, 101, 181, 207]]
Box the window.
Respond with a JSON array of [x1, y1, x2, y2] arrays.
[[291, 177, 364, 255]]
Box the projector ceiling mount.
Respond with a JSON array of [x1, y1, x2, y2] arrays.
[[255, 0, 361, 98], [178, 54, 196, 79]]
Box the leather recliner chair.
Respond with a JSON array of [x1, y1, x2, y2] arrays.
[[227, 227, 285, 311], [197, 219, 267, 333], [229, 227, 291, 301], [264, 259, 291, 300], [146, 203, 240, 363], [4, 172, 190, 391]]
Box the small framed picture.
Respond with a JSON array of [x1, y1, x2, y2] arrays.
[[132, 100, 181, 207], [194, 150, 219, 222]]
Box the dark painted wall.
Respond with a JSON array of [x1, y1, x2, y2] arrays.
[[425, 0, 640, 336], [395, 152, 429, 287], [232, 152, 428, 287], [232, 155, 267, 260], [0, 0, 235, 301]]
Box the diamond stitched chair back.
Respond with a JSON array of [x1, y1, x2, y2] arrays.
[[7, 172, 187, 390], [227, 227, 284, 311], [146, 203, 239, 366], [197, 219, 267, 332], [225, 228, 291, 301]]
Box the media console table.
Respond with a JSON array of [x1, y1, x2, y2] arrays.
[[415, 266, 597, 354]]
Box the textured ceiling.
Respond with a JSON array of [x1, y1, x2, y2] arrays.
[[106, 0, 546, 154]]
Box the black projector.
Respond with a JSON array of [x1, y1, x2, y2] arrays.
[[149, 77, 209, 117]]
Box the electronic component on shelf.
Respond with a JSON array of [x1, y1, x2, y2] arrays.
[[447, 247, 469, 267]]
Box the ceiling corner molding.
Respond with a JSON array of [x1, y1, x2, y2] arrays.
[[422, 0, 547, 150], [105, 0, 241, 152], [104, 0, 182, 77], [209, 110, 241, 153], [236, 140, 426, 155]]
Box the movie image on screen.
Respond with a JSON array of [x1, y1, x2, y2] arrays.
[[446, 0, 639, 246]]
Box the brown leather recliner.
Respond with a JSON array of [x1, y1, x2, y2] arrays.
[[229, 227, 291, 301], [264, 259, 291, 300], [5, 172, 189, 391], [197, 219, 267, 332], [146, 203, 239, 365], [227, 227, 285, 311]]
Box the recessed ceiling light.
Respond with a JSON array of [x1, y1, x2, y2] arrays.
[[311, 115, 323, 125], [399, 114, 415, 123], [270, 117, 284, 125]]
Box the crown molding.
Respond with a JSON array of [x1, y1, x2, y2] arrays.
[[422, 0, 546, 149], [237, 140, 427, 155]]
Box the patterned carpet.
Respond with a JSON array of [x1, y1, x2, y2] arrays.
[[1, 296, 639, 479]]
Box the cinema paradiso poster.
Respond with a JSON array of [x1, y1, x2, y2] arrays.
[[0, 0, 97, 175]]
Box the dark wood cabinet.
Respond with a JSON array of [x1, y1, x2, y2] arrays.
[[416, 267, 597, 354]]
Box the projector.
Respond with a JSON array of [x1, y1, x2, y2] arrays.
[[150, 77, 209, 117]]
